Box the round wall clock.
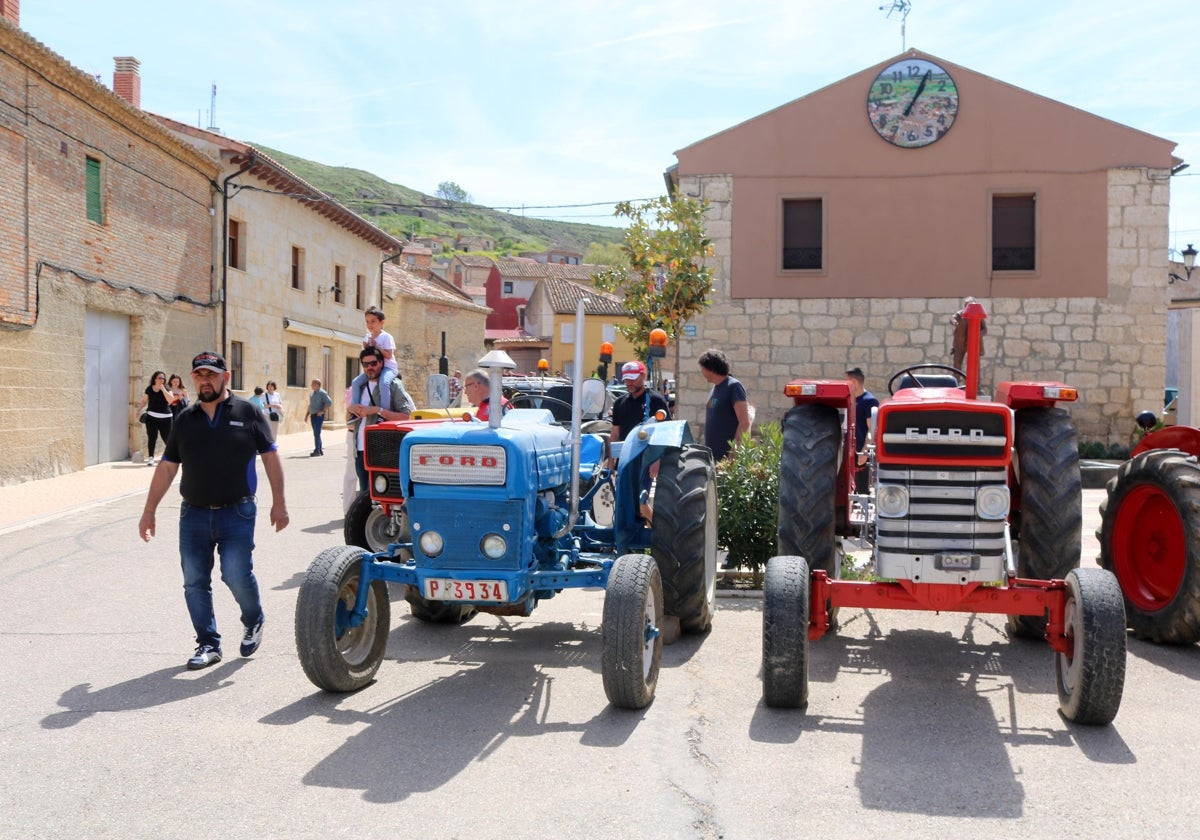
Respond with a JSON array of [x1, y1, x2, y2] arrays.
[[867, 58, 959, 148]]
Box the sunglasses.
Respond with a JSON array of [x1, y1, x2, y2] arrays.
[[362, 359, 382, 369]]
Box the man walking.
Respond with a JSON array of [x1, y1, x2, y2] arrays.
[[138, 351, 289, 670], [306, 378, 333, 456], [698, 348, 751, 462]]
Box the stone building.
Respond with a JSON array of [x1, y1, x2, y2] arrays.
[[151, 117, 403, 433], [666, 50, 1180, 447], [0, 17, 219, 483]]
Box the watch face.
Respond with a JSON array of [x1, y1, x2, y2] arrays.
[[867, 58, 959, 148]]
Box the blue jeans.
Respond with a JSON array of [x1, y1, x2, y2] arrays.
[[179, 500, 263, 649], [311, 415, 325, 453]]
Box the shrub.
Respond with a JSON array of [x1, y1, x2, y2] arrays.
[[715, 423, 782, 581]]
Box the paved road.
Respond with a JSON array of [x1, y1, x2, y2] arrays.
[[2, 447, 1199, 839]]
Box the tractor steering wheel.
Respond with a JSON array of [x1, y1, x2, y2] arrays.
[[508, 394, 574, 426], [887, 364, 967, 395]]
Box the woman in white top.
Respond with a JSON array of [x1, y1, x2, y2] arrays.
[[264, 380, 283, 441]]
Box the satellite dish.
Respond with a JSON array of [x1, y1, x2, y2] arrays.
[[426, 374, 450, 408]]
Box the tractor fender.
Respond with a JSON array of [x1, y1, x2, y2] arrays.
[[1132, 426, 1200, 458]]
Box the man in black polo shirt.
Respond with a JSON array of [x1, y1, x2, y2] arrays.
[[610, 360, 670, 522], [138, 351, 289, 671]]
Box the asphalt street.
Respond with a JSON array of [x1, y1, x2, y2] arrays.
[[2, 440, 1199, 839]]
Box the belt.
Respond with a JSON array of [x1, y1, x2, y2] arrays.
[[189, 495, 256, 509]]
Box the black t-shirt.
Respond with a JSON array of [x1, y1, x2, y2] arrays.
[[163, 392, 275, 506], [612, 388, 671, 441]]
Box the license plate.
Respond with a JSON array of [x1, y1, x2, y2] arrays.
[[938, 553, 976, 571], [423, 578, 509, 602]]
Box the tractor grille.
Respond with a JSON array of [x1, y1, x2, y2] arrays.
[[879, 408, 1008, 459], [365, 427, 406, 472], [875, 465, 1008, 563]]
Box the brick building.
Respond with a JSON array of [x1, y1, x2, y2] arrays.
[[0, 16, 219, 483]]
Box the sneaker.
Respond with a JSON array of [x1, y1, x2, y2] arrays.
[[240, 617, 265, 657], [186, 644, 222, 670], [310, 450, 319, 457], [146, 458, 155, 466]]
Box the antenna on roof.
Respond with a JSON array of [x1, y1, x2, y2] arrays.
[[206, 83, 219, 134], [879, 0, 912, 51]]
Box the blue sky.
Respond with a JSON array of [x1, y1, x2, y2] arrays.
[[19, 0, 1200, 256]]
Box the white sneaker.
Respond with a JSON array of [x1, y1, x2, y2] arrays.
[[146, 458, 155, 466]]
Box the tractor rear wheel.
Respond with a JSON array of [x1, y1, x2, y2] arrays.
[[778, 404, 840, 576], [1009, 407, 1082, 638], [295, 545, 391, 692], [344, 493, 410, 556], [601, 554, 663, 709], [1055, 568, 1126, 725], [1097, 449, 1200, 644], [404, 589, 477, 624], [762, 555, 810, 708], [651, 445, 718, 633]]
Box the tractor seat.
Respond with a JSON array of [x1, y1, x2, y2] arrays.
[[896, 374, 961, 390]]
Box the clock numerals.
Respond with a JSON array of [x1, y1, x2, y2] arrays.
[[866, 58, 958, 149]]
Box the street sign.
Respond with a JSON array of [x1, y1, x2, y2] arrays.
[[683, 324, 697, 337]]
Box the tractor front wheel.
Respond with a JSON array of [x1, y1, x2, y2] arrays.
[[651, 445, 718, 633], [762, 555, 810, 708], [295, 545, 391, 692], [1098, 449, 1200, 644], [1055, 568, 1126, 725], [1009, 407, 1082, 638], [601, 554, 663, 709]]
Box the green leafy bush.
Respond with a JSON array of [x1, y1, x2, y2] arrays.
[[716, 423, 782, 579]]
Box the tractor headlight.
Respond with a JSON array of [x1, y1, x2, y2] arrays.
[[373, 473, 389, 494], [480, 533, 507, 559], [418, 531, 444, 557], [876, 484, 909, 518], [976, 485, 1010, 520]]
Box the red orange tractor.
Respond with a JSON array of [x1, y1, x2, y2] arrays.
[[764, 300, 1127, 725], [1097, 421, 1200, 644]]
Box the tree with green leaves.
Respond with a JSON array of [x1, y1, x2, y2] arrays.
[[593, 195, 714, 376], [435, 181, 471, 203]]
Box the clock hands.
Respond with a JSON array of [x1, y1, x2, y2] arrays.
[[903, 69, 932, 117]]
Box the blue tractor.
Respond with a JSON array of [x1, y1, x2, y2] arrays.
[[296, 303, 718, 708]]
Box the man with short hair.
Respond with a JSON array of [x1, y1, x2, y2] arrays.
[[846, 367, 879, 494], [611, 360, 670, 446], [306, 378, 333, 456], [138, 351, 289, 671], [348, 346, 416, 492]]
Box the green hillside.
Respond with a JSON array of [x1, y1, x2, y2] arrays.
[[254, 145, 625, 256]]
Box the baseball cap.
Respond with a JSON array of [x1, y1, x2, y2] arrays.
[[191, 351, 228, 373], [621, 360, 647, 381]]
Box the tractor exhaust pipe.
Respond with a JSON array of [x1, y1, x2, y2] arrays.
[[553, 297, 587, 539]]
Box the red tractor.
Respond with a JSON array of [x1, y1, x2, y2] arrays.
[[764, 301, 1127, 725], [1096, 420, 1200, 644]]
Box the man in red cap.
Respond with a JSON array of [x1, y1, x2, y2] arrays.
[[611, 360, 670, 446]]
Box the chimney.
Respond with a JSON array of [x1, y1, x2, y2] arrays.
[[0, 0, 19, 26], [113, 56, 140, 108]]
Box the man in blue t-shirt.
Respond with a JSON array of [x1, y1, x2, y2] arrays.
[[846, 367, 879, 494], [699, 349, 750, 462]]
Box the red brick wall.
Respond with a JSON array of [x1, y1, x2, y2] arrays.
[[0, 46, 214, 325], [0, 1, 19, 27]]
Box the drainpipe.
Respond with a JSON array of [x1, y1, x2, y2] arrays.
[[379, 249, 405, 309], [220, 155, 256, 355]]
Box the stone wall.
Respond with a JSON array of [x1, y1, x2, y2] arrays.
[[673, 170, 1171, 448]]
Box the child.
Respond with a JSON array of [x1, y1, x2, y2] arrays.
[[362, 306, 398, 387]]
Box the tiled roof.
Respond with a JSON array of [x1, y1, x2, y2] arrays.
[[383, 263, 489, 313], [544, 276, 627, 316], [497, 258, 605, 283]]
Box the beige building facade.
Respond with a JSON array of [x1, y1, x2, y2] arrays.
[[524, 277, 637, 381], [667, 50, 1180, 447]]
